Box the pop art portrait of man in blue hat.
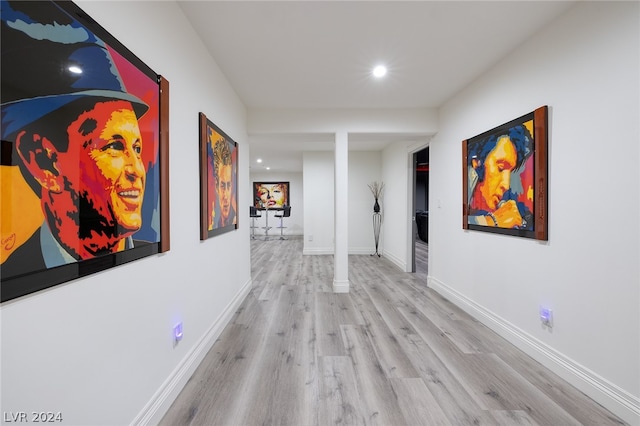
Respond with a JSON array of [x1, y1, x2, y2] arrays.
[[1, 0, 161, 281]]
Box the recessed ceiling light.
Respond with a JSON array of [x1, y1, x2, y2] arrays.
[[266, 167, 270, 170], [373, 65, 387, 78], [256, 158, 262, 163]]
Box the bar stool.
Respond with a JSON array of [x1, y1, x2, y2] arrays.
[[249, 206, 261, 239], [274, 206, 291, 240], [262, 207, 272, 240]]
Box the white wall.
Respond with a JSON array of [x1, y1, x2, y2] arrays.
[[303, 152, 334, 254], [349, 152, 383, 254], [428, 2, 639, 423], [250, 171, 303, 236], [301, 150, 383, 255], [380, 140, 417, 271], [1, 2, 252, 425]]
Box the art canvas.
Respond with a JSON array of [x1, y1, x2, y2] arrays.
[[199, 113, 238, 240], [462, 106, 548, 240], [0, 0, 170, 302], [253, 182, 290, 210]]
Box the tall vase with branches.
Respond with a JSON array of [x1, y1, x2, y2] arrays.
[[368, 181, 384, 256], [368, 181, 385, 213]]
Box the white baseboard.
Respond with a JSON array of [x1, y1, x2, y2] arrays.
[[333, 279, 350, 293], [303, 247, 333, 255], [382, 249, 406, 271], [302, 247, 382, 256], [131, 278, 253, 426], [428, 276, 640, 426], [349, 247, 375, 255]]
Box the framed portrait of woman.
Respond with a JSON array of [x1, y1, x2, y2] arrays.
[[253, 181, 290, 210]]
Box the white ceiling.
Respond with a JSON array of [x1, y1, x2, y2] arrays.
[[179, 1, 576, 171]]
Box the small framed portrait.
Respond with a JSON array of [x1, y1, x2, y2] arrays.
[[462, 106, 548, 240], [253, 181, 290, 210], [199, 112, 239, 240]]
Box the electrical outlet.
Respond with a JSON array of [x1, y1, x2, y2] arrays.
[[308, 234, 313, 241], [539, 307, 553, 328]]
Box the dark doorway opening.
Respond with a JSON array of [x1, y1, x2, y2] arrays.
[[414, 147, 429, 278]]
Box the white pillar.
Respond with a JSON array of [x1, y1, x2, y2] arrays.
[[333, 131, 349, 293]]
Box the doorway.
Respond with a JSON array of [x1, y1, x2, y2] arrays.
[[413, 147, 429, 277]]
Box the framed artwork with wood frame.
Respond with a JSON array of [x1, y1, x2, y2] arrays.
[[0, 0, 170, 303], [199, 112, 239, 240], [462, 106, 548, 240]]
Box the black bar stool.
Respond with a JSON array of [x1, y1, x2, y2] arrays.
[[249, 206, 261, 240], [274, 206, 291, 240]]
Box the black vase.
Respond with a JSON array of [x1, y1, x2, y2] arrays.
[[373, 198, 380, 213]]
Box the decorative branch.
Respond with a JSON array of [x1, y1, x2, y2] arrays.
[[368, 181, 385, 199]]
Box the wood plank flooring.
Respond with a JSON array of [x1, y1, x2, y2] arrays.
[[415, 237, 428, 279], [160, 237, 626, 426]]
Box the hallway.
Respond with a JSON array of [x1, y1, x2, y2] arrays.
[[160, 238, 625, 425]]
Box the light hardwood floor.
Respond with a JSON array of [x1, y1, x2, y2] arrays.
[[160, 237, 626, 426], [415, 237, 428, 279]]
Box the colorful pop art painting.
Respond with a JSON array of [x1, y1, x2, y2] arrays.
[[199, 113, 238, 240], [253, 182, 290, 210], [462, 106, 548, 240], [0, 0, 169, 302]]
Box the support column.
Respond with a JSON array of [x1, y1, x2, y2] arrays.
[[333, 131, 349, 293]]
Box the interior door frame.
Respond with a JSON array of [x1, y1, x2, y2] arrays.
[[411, 152, 418, 273], [407, 141, 429, 274]]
